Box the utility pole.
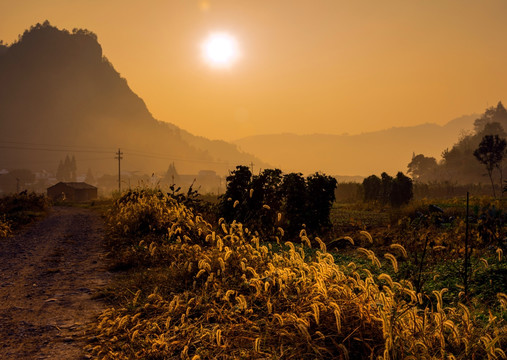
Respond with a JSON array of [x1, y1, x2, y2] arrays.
[[115, 148, 123, 193], [464, 191, 470, 298], [249, 161, 254, 174]]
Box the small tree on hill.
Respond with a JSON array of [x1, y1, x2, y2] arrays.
[[474, 101, 507, 134], [473, 134, 507, 197]]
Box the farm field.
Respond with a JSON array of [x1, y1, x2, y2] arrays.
[[83, 188, 506, 359]]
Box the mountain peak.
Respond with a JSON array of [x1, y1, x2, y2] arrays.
[[0, 23, 266, 175]]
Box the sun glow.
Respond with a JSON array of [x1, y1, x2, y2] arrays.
[[201, 32, 240, 68]]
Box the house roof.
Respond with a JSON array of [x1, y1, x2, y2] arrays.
[[48, 182, 97, 190]]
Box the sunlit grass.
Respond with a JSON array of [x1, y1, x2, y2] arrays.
[[86, 188, 506, 359]]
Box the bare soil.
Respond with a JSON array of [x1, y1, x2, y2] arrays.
[[0, 206, 110, 359]]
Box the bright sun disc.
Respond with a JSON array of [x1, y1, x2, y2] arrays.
[[201, 32, 239, 68]]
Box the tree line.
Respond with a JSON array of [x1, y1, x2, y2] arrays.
[[362, 172, 413, 206]]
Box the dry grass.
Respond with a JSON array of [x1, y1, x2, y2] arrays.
[[87, 189, 506, 359], [0, 215, 11, 238]]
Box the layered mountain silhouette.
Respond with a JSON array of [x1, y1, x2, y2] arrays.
[[234, 115, 477, 177], [0, 22, 265, 175]]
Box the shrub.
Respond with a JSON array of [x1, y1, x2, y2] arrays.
[[0, 191, 50, 228], [218, 167, 337, 239], [305, 173, 337, 233], [0, 215, 11, 238]]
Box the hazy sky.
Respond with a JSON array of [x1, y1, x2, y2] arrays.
[[2, 0, 507, 141]]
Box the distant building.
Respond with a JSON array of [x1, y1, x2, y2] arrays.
[[196, 170, 222, 193], [160, 164, 223, 194], [47, 182, 98, 202]]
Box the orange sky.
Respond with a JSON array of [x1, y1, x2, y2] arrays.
[[2, 0, 507, 141]]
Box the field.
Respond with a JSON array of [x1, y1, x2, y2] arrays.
[[84, 188, 506, 359]]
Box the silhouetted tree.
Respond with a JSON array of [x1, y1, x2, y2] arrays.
[[363, 175, 382, 202], [218, 167, 338, 238], [473, 135, 507, 197], [363, 172, 413, 206], [407, 154, 438, 182], [250, 169, 283, 233], [56, 160, 65, 181], [306, 173, 337, 233], [482, 122, 507, 138], [380, 172, 394, 205], [281, 173, 307, 237], [390, 172, 413, 207], [56, 155, 76, 181], [219, 165, 252, 223]]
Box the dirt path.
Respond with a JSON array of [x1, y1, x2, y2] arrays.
[[0, 206, 110, 359]]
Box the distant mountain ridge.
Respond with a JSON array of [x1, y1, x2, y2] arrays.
[[233, 115, 477, 177], [0, 22, 266, 175]]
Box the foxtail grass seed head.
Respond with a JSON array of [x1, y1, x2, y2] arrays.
[[360, 230, 373, 244], [496, 248, 503, 262]]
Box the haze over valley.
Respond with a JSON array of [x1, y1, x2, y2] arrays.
[[0, 23, 490, 185], [234, 115, 477, 176]]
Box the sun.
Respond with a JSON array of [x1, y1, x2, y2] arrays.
[[201, 32, 240, 68]]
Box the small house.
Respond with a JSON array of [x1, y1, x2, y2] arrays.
[[47, 182, 98, 202]]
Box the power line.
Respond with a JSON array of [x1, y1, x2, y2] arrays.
[[0, 157, 112, 166], [0, 139, 116, 151], [0, 142, 231, 166], [0, 144, 111, 154]]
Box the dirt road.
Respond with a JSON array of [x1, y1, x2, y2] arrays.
[[0, 206, 110, 359]]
